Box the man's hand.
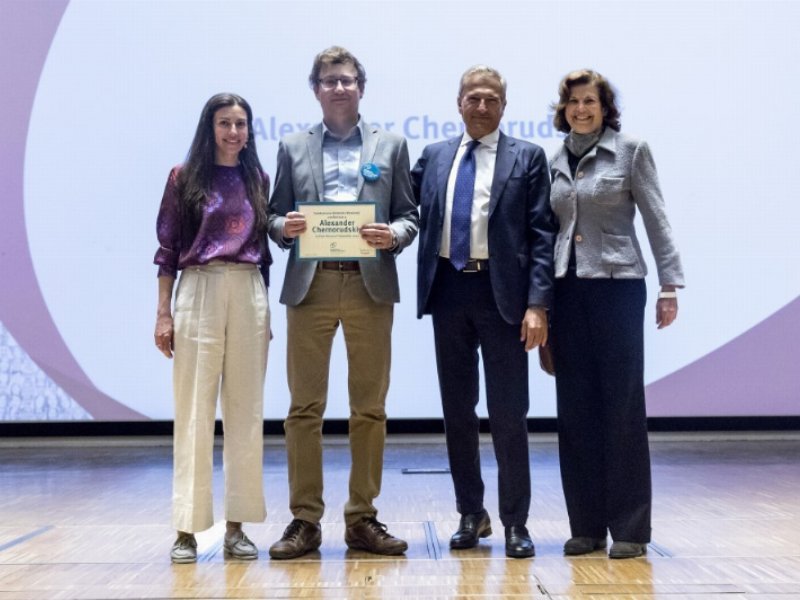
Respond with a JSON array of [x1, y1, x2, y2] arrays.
[[282, 211, 307, 238], [520, 307, 548, 351], [360, 223, 396, 250]]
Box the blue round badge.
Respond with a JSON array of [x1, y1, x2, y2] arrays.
[[360, 162, 381, 182]]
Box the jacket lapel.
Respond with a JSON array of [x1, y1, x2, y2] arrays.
[[595, 127, 617, 156], [436, 138, 460, 221], [357, 122, 379, 200], [489, 132, 516, 217], [552, 127, 617, 182], [305, 123, 325, 201], [550, 146, 571, 181]]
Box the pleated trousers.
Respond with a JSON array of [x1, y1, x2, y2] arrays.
[[172, 261, 269, 533]]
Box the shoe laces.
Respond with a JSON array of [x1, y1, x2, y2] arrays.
[[282, 519, 307, 541], [363, 517, 392, 540]]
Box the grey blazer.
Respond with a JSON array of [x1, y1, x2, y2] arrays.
[[550, 128, 684, 286], [267, 121, 419, 306]]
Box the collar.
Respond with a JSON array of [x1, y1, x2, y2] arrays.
[[322, 116, 362, 142], [552, 128, 619, 178], [595, 127, 618, 155], [461, 128, 500, 150]]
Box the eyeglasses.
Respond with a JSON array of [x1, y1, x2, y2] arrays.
[[317, 76, 359, 91]]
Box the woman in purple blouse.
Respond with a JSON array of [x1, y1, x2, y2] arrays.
[[154, 93, 272, 564]]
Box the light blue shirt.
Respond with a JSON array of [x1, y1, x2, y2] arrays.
[[321, 120, 362, 202]]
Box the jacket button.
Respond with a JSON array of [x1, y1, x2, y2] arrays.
[[575, 234, 583, 242], [577, 171, 584, 178]]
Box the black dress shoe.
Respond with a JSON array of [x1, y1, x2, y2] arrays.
[[505, 525, 535, 558], [563, 536, 607, 556], [450, 510, 492, 549], [609, 541, 647, 559]]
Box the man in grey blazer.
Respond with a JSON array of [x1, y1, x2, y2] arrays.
[[411, 66, 556, 558], [267, 46, 418, 559]]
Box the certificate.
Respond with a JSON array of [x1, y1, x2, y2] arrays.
[[296, 202, 377, 260]]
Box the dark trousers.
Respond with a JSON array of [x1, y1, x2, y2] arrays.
[[551, 271, 651, 543], [430, 260, 531, 527]]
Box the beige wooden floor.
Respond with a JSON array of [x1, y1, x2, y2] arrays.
[[0, 433, 798, 599]]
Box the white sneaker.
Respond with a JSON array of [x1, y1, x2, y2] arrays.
[[224, 530, 258, 560], [170, 533, 197, 564]]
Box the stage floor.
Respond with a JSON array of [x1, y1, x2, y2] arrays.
[[0, 433, 798, 599]]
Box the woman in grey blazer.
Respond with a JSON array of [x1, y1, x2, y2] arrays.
[[548, 69, 685, 559]]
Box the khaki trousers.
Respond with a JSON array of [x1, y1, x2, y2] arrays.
[[285, 269, 393, 526], [172, 262, 269, 533]]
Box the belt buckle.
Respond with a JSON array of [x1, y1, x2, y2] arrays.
[[462, 259, 484, 273]]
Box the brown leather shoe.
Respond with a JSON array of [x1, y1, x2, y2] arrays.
[[268, 519, 322, 559], [345, 517, 408, 555]]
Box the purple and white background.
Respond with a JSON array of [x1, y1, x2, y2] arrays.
[[2, 0, 798, 421]]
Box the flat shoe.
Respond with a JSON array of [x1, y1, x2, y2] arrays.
[[224, 530, 258, 560], [609, 541, 647, 559], [564, 536, 607, 556], [170, 533, 197, 564]]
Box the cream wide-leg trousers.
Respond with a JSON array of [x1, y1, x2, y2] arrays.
[[171, 261, 269, 533]]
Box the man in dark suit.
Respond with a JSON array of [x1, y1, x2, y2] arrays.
[[267, 46, 418, 559], [411, 65, 556, 558]]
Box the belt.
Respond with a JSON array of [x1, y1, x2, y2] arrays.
[[461, 259, 489, 273], [319, 260, 360, 272]]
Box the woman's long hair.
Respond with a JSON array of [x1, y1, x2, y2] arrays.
[[177, 93, 268, 242]]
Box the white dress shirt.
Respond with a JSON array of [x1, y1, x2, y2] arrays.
[[439, 129, 499, 260]]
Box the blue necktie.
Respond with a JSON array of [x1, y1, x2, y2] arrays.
[[450, 140, 480, 271]]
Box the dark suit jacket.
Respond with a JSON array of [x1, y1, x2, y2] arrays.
[[411, 132, 556, 324]]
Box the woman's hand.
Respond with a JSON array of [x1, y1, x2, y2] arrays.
[[155, 313, 174, 358], [656, 286, 678, 329]]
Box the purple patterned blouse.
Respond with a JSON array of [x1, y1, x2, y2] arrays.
[[154, 165, 271, 282]]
